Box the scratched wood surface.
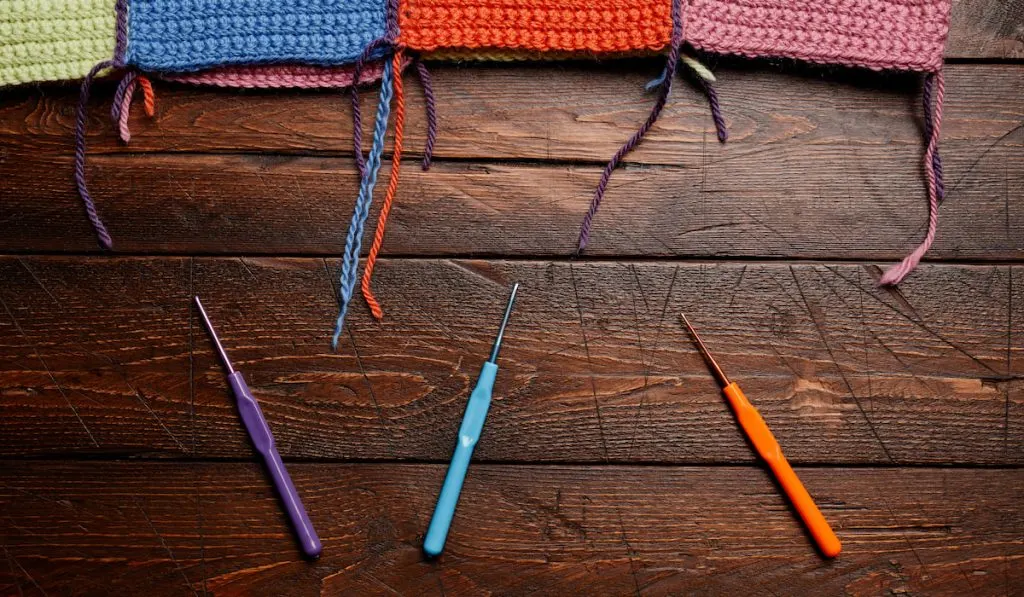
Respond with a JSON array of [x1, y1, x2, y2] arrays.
[[1, 258, 1020, 466], [1, 1, 1023, 594], [2, 64, 1022, 257], [2, 462, 1023, 596]]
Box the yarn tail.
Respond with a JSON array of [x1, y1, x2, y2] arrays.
[[879, 70, 945, 286], [137, 76, 156, 117], [332, 56, 396, 349], [702, 78, 728, 143], [110, 72, 157, 143], [577, 7, 685, 252], [921, 71, 944, 200], [351, 39, 392, 177], [672, 53, 728, 143], [361, 50, 407, 320], [110, 71, 137, 138], [415, 59, 438, 170], [75, 60, 117, 250]]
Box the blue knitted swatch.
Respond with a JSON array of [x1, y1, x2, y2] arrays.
[[331, 57, 395, 349], [126, 0, 387, 71]]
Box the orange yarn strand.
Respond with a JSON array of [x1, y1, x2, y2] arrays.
[[360, 50, 406, 321], [137, 75, 156, 117]]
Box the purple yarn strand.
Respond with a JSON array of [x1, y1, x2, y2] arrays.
[[703, 80, 728, 143], [110, 70, 137, 124], [351, 0, 401, 175], [75, 60, 117, 250], [385, 0, 400, 41], [577, 2, 685, 252], [351, 38, 392, 177], [113, 0, 129, 65], [415, 59, 437, 170], [923, 73, 944, 200]]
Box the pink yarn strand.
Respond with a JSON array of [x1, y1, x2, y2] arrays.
[[878, 70, 945, 286], [118, 78, 137, 143]]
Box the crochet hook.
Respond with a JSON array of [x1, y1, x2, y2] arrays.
[[194, 296, 323, 559], [424, 282, 519, 557], [679, 313, 842, 558]]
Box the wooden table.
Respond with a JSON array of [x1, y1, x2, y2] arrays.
[[1, 2, 1021, 595]]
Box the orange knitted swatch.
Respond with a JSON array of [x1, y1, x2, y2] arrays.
[[399, 0, 674, 53]]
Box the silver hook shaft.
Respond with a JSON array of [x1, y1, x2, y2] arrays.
[[194, 296, 235, 374], [488, 283, 519, 364]]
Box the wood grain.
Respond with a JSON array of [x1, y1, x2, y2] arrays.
[[0, 6, 1021, 594], [0, 65, 1019, 164], [1, 461, 1021, 596], [1, 135, 1021, 257], [2, 64, 1018, 256], [2, 257, 1019, 464], [948, 0, 1024, 59]]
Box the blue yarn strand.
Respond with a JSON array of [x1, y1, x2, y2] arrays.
[[645, 67, 669, 92], [332, 58, 395, 349]]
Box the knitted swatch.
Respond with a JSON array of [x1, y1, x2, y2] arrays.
[[399, 0, 950, 71], [126, 0, 387, 71], [160, 61, 403, 89], [399, 0, 674, 53], [685, 0, 950, 72], [0, 0, 955, 296], [0, 0, 117, 86]]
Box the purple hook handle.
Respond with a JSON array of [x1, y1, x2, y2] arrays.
[[228, 371, 322, 559]]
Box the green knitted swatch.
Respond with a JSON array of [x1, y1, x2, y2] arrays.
[[1, 0, 117, 86]]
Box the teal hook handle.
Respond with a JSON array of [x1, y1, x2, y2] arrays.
[[424, 361, 498, 557]]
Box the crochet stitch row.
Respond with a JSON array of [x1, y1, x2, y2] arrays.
[[399, 0, 675, 53], [400, 0, 950, 72], [0, 0, 117, 86], [1, 0, 951, 87], [126, 0, 388, 71], [685, 0, 951, 72], [160, 61, 404, 88]]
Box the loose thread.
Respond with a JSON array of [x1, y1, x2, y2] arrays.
[[75, 60, 117, 250], [648, 52, 716, 90], [351, 38, 392, 177], [879, 70, 945, 287], [117, 77, 137, 142], [361, 50, 407, 320], [649, 53, 728, 143], [681, 53, 716, 83], [577, 2, 685, 252], [703, 79, 728, 143], [138, 76, 156, 117], [922, 73, 944, 200], [415, 59, 437, 170], [111, 72, 157, 143], [332, 57, 396, 349], [110, 70, 137, 127]]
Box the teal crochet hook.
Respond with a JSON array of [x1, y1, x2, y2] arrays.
[[424, 282, 519, 557]]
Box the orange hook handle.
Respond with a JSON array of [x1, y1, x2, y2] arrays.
[[723, 382, 842, 558]]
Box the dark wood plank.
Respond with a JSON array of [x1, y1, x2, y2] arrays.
[[2, 257, 1019, 464], [1, 64, 1018, 256], [0, 65, 1018, 164], [1, 132, 1021, 258], [0, 257, 193, 456], [948, 0, 1024, 59], [1, 461, 1021, 596]]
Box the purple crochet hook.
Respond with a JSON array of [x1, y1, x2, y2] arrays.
[[194, 296, 322, 559]]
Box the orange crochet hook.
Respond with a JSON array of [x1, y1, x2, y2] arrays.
[[680, 313, 842, 558]]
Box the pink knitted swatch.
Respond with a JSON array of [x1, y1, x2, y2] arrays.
[[687, 0, 951, 72], [159, 61, 409, 89]]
